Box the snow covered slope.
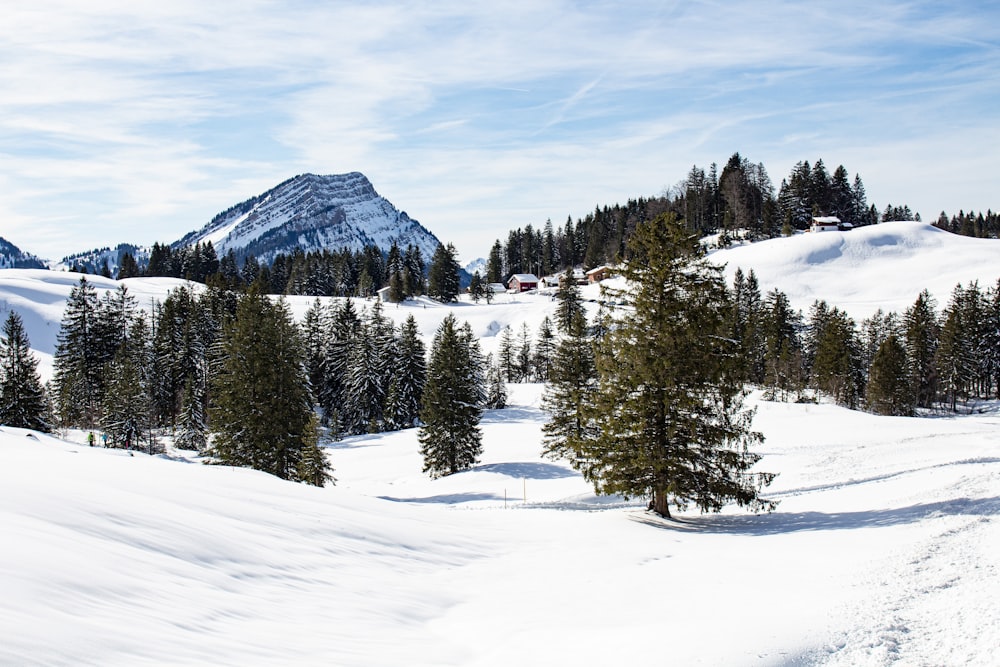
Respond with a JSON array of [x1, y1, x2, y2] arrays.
[[711, 220, 1000, 317], [2, 388, 998, 665], [0, 270, 198, 377], [176, 172, 442, 264], [0, 236, 45, 269]]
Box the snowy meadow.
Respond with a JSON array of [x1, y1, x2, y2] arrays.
[[2, 221, 1000, 665]]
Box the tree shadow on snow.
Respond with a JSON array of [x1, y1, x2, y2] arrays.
[[378, 492, 502, 504], [473, 461, 577, 479], [631, 495, 1000, 535], [481, 406, 543, 423]]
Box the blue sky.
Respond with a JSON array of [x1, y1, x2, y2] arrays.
[[2, 1, 998, 261]]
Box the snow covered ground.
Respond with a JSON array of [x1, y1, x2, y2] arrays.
[[2, 222, 1000, 665], [2, 387, 998, 665], [711, 220, 1000, 319]]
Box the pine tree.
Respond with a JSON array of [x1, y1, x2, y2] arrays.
[[859, 309, 900, 380], [515, 322, 533, 382], [101, 316, 156, 453], [532, 316, 556, 382], [567, 213, 774, 517], [484, 353, 508, 409], [761, 289, 804, 401], [468, 272, 486, 303], [174, 375, 207, 451], [730, 268, 766, 383], [343, 308, 387, 434], [486, 240, 504, 284], [496, 325, 517, 382], [985, 279, 1000, 399], [904, 289, 939, 409], [319, 299, 359, 435], [295, 412, 334, 487], [554, 266, 585, 334], [388, 271, 406, 303], [851, 174, 869, 225], [865, 334, 913, 415], [541, 304, 597, 461], [117, 252, 140, 280], [427, 243, 461, 302], [960, 281, 990, 399], [418, 314, 483, 477], [151, 285, 209, 428], [403, 244, 426, 297], [385, 315, 426, 429], [459, 320, 487, 409], [0, 311, 49, 431], [936, 284, 976, 411], [209, 284, 317, 481], [810, 306, 863, 408], [51, 277, 103, 428], [301, 298, 328, 398]]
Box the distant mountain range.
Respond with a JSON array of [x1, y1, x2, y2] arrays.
[[0, 237, 46, 270], [51, 172, 442, 273]]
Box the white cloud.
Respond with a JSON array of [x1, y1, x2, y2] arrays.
[[0, 1, 997, 259]]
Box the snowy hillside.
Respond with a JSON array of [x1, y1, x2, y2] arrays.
[[2, 386, 998, 665], [0, 270, 197, 378], [0, 236, 45, 270], [56, 243, 147, 276], [176, 172, 442, 265], [3, 223, 1000, 664], [711, 220, 1000, 317]]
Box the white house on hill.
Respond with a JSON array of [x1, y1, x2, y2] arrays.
[[811, 216, 842, 232]]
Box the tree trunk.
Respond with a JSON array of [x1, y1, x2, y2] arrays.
[[651, 489, 671, 518]]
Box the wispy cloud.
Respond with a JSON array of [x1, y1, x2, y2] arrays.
[[1, 1, 998, 259]]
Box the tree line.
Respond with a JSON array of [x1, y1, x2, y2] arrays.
[[934, 210, 1000, 239], [484, 153, 934, 283], [1, 268, 492, 484]]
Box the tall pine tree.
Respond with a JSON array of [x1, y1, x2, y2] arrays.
[[418, 314, 484, 477], [51, 277, 103, 428], [0, 311, 49, 432], [427, 243, 461, 303], [541, 301, 597, 461], [385, 315, 426, 430], [565, 213, 774, 517], [209, 284, 322, 482], [865, 334, 913, 415]]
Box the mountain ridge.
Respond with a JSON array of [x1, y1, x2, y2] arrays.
[[0, 237, 46, 270], [54, 172, 442, 273], [175, 172, 442, 265]]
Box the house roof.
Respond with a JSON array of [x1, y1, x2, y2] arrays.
[[812, 216, 841, 224], [585, 265, 611, 276], [508, 273, 539, 283]]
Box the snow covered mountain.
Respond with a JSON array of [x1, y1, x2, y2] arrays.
[[175, 172, 442, 264], [57, 243, 147, 275], [0, 236, 45, 269], [464, 257, 487, 277]]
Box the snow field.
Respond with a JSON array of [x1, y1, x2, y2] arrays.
[[3, 390, 999, 665]]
